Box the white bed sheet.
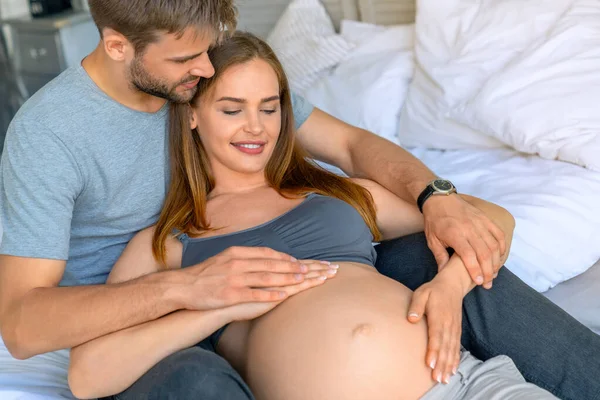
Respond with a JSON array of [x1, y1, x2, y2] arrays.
[[544, 258, 600, 335], [408, 147, 600, 292], [0, 341, 74, 399]]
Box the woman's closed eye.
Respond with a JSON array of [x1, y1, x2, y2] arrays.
[[222, 109, 278, 116]]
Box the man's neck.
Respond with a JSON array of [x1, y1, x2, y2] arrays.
[[82, 44, 167, 113]]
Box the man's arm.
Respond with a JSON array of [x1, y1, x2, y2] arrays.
[[0, 247, 316, 360], [68, 228, 336, 399], [0, 256, 184, 360], [297, 109, 436, 202], [297, 108, 507, 287]]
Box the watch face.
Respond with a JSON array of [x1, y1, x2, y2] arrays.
[[432, 179, 454, 192]]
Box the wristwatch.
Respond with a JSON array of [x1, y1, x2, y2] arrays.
[[417, 179, 457, 213]]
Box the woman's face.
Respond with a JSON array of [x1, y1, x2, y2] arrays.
[[191, 58, 282, 182]]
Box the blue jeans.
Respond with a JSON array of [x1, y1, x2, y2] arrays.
[[107, 233, 600, 400]]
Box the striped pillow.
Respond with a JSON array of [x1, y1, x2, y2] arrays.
[[267, 0, 355, 92]]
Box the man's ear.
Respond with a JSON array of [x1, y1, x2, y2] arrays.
[[101, 27, 134, 62], [190, 106, 199, 130]]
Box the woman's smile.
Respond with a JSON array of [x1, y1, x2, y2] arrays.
[[231, 141, 267, 155]]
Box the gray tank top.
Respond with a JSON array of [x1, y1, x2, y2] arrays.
[[179, 193, 377, 267]]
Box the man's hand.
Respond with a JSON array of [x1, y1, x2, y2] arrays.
[[407, 266, 467, 386], [222, 263, 339, 322], [422, 194, 506, 288], [177, 247, 337, 311]]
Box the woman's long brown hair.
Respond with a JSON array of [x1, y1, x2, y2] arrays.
[[153, 31, 381, 266]]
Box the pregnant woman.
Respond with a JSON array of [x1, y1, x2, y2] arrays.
[[68, 32, 556, 400]]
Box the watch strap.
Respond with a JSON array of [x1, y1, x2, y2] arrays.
[[417, 185, 435, 213]]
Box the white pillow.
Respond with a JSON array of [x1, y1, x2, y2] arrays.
[[452, 0, 600, 171], [410, 146, 600, 292], [300, 21, 415, 144], [266, 0, 355, 92], [398, 0, 571, 150]]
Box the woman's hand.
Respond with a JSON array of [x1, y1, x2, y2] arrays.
[[406, 269, 467, 385]]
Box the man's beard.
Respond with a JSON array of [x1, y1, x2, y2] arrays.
[[128, 56, 198, 104]]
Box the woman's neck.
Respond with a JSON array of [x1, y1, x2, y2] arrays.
[[209, 169, 270, 198]]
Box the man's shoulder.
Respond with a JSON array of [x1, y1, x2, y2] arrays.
[[14, 67, 89, 124]]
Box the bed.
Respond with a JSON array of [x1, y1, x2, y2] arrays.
[[1, 0, 599, 398], [247, 0, 600, 329]]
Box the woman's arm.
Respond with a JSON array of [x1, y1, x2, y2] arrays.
[[68, 228, 336, 399], [68, 228, 230, 399], [353, 178, 516, 384]]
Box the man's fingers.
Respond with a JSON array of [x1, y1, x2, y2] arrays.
[[480, 229, 503, 275], [280, 273, 333, 296], [225, 246, 294, 261], [228, 257, 307, 275], [454, 241, 484, 285], [408, 289, 429, 323], [467, 235, 494, 288], [299, 260, 340, 272], [232, 287, 287, 304], [428, 237, 450, 270], [487, 220, 507, 257], [303, 269, 338, 280], [241, 266, 339, 289], [236, 270, 306, 288]]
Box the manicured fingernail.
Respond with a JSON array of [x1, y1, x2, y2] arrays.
[[290, 256, 298, 262], [279, 291, 287, 298], [452, 367, 457, 375], [299, 264, 308, 273], [320, 260, 331, 265], [443, 375, 450, 384], [436, 372, 442, 383], [429, 359, 436, 369], [327, 268, 338, 275], [330, 264, 340, 269], [475, 276, 484, 285], [484, 282, 493, 289], [318, 275, 328, 281], [408, 312, 419, 319], [294, 274, 303, 281], [493, 272, 498, 278]]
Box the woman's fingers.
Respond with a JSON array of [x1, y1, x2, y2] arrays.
[[452, 332, 462, 377], [430, 317, 461, 384], [407, 288, 429, 323], [432, 326, 450, 383], [416, 285, 464, 385]]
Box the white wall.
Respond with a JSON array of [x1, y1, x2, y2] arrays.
[[0, 0, 29, 19]]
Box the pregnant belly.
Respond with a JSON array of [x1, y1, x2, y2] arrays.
[[242, 263, 436, 400]]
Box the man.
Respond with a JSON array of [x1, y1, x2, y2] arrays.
[[0, 1, 598, 399]]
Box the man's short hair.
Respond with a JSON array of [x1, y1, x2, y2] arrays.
[[88, 0, 237, 53]]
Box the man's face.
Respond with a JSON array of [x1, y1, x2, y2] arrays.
[[127, 28, 215, 103]]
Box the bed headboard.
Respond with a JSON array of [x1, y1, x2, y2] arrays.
[[235, 0, 416, 38], [358, 0, 416, 26]]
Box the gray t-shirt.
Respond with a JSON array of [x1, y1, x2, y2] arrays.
[[0, 66, 314, 286]]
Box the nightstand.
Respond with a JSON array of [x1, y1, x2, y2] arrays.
[[1, 9, 99, 97]]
